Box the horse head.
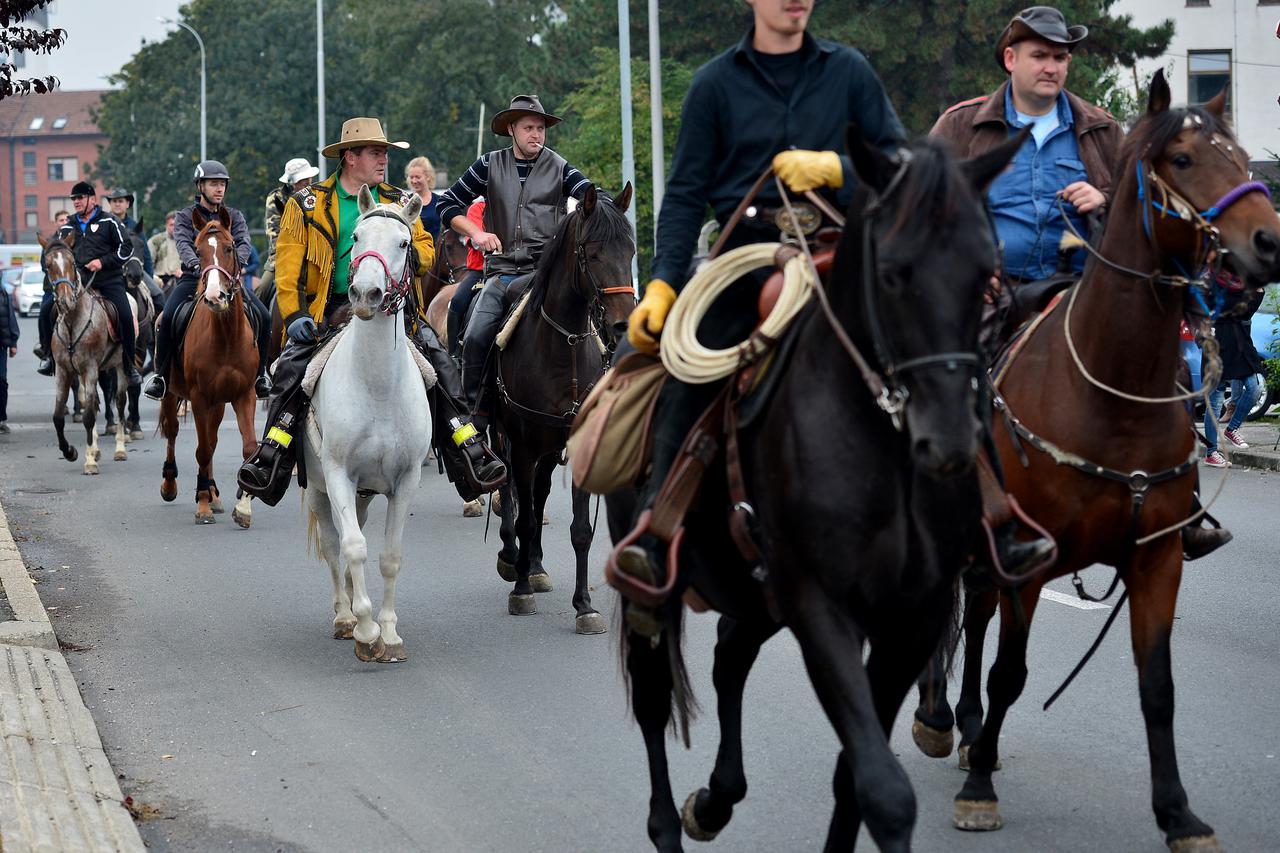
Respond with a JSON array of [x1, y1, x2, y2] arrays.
[[349, 185, 421, 321], [192, 205, 240, 314], [39, 232, 82, 313], [839, 123, 1023, 478], [569, 182, 637, 351], [1125, 69, 1280, 284], [123, 233, 146, 287]]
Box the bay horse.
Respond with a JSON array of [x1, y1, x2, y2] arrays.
[[302, 187, 432, 663], [158, 206, 259, 528], [909, 72, 1280, 849], [610, 126, 1023, 852], [40, 233, 131, 474], [491, 183, 635, 634], [422, 225, 468, 310]]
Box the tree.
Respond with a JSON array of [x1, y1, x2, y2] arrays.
[[1, 0, 64, 99]]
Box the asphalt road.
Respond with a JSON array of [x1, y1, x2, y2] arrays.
[[1, 313, 1277, 852]]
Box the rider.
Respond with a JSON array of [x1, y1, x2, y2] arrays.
[[259, 157, 320, 301], [446, 198, 487, 356], [435, 95, 598, 422], [104, 188, 154, 276], [616, 0, 1054, 590], [147, 211, 182, 290], [143, 160, 273, 401], [36, 181, 142, 387], [236, 117, 504, 505]]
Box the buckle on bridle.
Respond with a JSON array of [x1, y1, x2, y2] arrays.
[[876, 385, 909, 431]]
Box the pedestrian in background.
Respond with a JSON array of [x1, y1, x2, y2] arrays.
[[1202, 270, 1265, 467], [0, 274, 20, 432], [406, 155, 442, 243], [148, 211, 182, 290]]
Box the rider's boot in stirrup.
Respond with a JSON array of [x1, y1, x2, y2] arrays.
[[254, 369, 272, 399], [143, 373, 166, 400], [37, 357, 55, 376], [237, 342, 312, 505], [1181, 490, 1231, 560]]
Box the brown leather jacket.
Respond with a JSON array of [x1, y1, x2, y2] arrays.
[[930, 81, 1123, 205]]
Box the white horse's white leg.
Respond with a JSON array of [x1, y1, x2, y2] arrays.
[[82, 367, 100, 474], [308, 488, 355, 638], [324, 472, 381, 660], [113, 416, 128, 461], [376, 477, 418, 663]]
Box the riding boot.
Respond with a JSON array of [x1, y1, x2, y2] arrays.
[[460, 277, 512, 414], [976, 443, 1056, 579], [37, 298, 57, 375], [1181, 488, 1232, 560], [236, 340, 316, 506]]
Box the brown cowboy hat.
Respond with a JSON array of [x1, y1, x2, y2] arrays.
[[321, 117, 410, 159], [491, 95, 562, 137], [994, 6, 1088, 72]]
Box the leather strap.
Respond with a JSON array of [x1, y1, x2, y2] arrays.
[[649, 386, 731, 543]]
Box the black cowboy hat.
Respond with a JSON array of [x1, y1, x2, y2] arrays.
[[994, 6, 1088, 72], [70, 180, 96, 197], [105, 187, 134, 203], [491, 94, 562, 137]]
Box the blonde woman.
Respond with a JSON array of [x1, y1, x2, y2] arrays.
[[405, 155, 442, 242]]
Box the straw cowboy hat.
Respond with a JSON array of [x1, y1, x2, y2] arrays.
[[321, 117, 409, 159], [994, 6, 1088, 72], [279, 157, 320, 184], [491, 95, 562, 137]]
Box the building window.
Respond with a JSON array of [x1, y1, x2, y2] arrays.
[[1186, 0, 1209, 6], [47, 157, 79, 182], [1188, 51, 1231, 113], [25, 212, 39, 228], [22, 151, 35, 168], [52, 116, 68, 130], [48, 197, 75, 221], [23, 170, 37, 186], [24, 195, 37, 210], [28, 116, 44, 130]]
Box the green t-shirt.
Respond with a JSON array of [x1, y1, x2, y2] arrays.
[[333, 170, 381, 296]]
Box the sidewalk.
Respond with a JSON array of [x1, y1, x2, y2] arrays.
[[0, 501, 144, 852], [1219, 420, 1280, 471]]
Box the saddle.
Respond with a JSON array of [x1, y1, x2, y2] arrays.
[[172, 292, 261, 358], [459, 272, 533, 348]]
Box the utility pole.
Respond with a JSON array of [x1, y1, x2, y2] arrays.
[[317, 0, 327, 178], [618, 0, 638, 285], [648, 0, 664, 243]]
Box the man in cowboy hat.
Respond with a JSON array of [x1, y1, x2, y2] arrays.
[[237, 117, 504, 506], [144, 160, 272, 401], [436, 94, 599, 420], [932, 5, 1121, 284], [258, 157, 321, 302], [36, 181, 142, 386], [105, 187, 153, 276]]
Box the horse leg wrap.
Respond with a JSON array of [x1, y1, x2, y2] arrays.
[[196, 473, 212, 496], [162, 460, 178, 480]]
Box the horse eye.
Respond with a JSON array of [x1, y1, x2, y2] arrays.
[[1172, 154, 1192, 169], [353, 234, 359, 242], [400, 239, 408, 249]]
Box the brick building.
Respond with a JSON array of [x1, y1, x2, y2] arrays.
[[0, 90, 108, 243]]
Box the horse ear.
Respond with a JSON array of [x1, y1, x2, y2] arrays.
[[581, 185, 598, 218], [1148, 68, 1171, 115], [615, 182, 633, 214], [845, 122, 893, 193], [217, 206, 231, 231], [357, 184, 375, 216], [191, 206, 208, 231], [63, 229, 75, 248], [962, 126, 1029, 193], [1203, 84, 1228, 122], [134, 217, 144, 235], [38, 232, 48, 249], [402, 192, 423, 225]]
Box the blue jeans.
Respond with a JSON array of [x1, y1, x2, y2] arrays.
[[1203, 375, 1260, 452]]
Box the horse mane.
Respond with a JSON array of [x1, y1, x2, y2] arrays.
[[1122, 104, 1231, 166], [884, 138, 970, 241], [524, 194, 635, 317]]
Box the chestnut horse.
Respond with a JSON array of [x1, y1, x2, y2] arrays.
[[910, 72, 1280, 849], [158, 207, 260, 528]]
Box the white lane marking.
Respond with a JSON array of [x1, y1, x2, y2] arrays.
[[1039, 588, 1111, 611]]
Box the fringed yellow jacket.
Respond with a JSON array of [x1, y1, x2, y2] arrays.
[[275, 173, 435, 336]]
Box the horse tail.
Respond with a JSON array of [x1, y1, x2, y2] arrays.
[[941, 575, 965, 678], [617, 600, 700, 749], [302, 488, 322, 560]]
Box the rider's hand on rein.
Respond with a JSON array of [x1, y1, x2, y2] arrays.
[[772, 150, 844, 193]]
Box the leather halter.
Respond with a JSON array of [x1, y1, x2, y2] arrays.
[[347, 209, 414, 316], [199, 261, 241, 301]]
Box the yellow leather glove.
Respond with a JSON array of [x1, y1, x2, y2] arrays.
[[772, 150, 844, 193], [628, 279, 677, 355]]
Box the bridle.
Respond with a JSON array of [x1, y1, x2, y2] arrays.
[[347, 209, 414, 316], [43, 244, 83, 310], [197, 227, 242, 307], [540, 209, 636, 356]]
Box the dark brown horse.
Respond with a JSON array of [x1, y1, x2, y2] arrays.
[[422, 225, 468, 309], [491, 184, 635, 633], [910, 72, 1280, 849], [158, 207, 260, 528]]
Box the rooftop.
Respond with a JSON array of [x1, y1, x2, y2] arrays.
[[0, 89, 107, 138]]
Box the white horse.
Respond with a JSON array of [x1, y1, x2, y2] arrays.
[[303, 187, 431, 663]]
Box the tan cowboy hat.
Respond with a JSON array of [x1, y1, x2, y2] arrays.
[[321, 117, 410, 159], [994, 6, 1088, 72], [491, 95, 562, 137]]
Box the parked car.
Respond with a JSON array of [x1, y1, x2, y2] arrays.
[[16, 265, 45, 317]]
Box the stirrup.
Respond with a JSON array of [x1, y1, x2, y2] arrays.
[[605, 510, 684, 610]]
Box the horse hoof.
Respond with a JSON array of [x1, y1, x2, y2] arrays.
[[377, 642, 407, 663], [354, 636, 386, 662], [953, 799, 1003, 832], [1168, 835, 1223, 852], [194, 510, 215, 524], [508, 593, 536, 615], [575, 612, 607, 635], [333, 619, 356, 640], [113, 449, 128, 462], [682, 790, 719, 842], [130, 429, 144, 440], [232, 508, 251, 529], [160, 482, 177, 502], [542, 509, 549, 525], [64, 447, 78, 462], [529, 571, 553, 593], [462, 499, 483, 517], [496, 556, 517, 582], [912, 719, 954, 758], [83, 464, 99, 476], [957, 745, 1001, 772]]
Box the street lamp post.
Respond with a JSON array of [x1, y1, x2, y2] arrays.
[[159, 17, 206, 162]]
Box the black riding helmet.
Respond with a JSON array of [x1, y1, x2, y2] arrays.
[[193, 159, 231, 183]]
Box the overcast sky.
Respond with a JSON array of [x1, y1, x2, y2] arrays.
[[23, 0, 184, 91]]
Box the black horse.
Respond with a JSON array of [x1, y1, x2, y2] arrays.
[[490, 184, 636, 633], [610, 126, 1024, 852]]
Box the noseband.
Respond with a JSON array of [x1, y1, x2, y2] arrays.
[[541, 212, 635, 354], [348, 209, 414, 316]]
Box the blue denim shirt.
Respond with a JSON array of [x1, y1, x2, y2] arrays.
[[989, 89, 1088, 280]]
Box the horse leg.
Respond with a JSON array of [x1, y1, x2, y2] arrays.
[[159, 392, 179, 501], [526, 455, 555, 593], [790, 592, 915, 853], [99, 371, 115, 434], [307, 488, 356, 639], [52, 369, 77, 462], [127, 383, 143, 439], [955, 587, 1000, 770], [495, 474, 519, 582], [1127, 541, 1217, 849], [681, 616, 778, 842], [506, 448, 538, 615], [324, 473, 381, 661], [192, 402, 222, 523], [80, 364, 100, 474], [912, 641, 955, 758], [375, 476, 421, 663], [953, 586, 1040, 832], [626, 624, 684, 852], [231, 390, 257, 529], [567, 485, 606, 634], [112, 365, 128, 461]]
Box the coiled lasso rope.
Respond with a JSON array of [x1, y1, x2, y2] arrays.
[[660, 242, 818, 384]]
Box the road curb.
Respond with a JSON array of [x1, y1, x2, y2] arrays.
[[1225, 446, 1280, 470], [0, 499, 146, 852]]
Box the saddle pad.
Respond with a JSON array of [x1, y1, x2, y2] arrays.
[[173, 295, 260, 358], [992, 288, 1068, 389], [302, 326, 437, 398], [735, 302, 811, 431], [496, 289, 532, 350]]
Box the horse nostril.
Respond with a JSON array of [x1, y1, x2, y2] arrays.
[[1253, 229, 1279, 258]]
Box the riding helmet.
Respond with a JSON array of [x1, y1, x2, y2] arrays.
[[193, 160, 231, 183]]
